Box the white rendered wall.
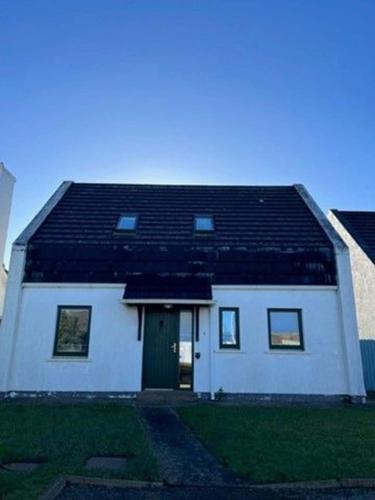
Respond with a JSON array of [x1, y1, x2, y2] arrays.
[[3, 283, 357, 396], [194, 286, 350, 396], [0, 164, 15, 317], [0, 165, 15, 267], [6, 285, 143, 392], [0, 267, 6, 318], [329, 212, 375, 340]]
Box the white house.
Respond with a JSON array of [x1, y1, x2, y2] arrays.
[[0, 182, 366, 401], [329, 210, 375, 391], [0, 163, 15, 319]]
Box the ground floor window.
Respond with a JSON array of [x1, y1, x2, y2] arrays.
[[268, 309, 304, 350], [53, 306, 92, 357], [219, 307, 240, 349]]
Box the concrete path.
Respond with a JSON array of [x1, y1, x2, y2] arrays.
[[138, 406, 242, 486], [57, 484, 375, 499]]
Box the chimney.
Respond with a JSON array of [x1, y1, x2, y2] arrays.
[[0, 163, 15, 269]]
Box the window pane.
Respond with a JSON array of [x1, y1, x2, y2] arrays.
[[195, 216, 214, 231], [117, 215, 137, 230], [179, 311, 193, 389], [270, 311, 301, 347], [221, 309, 238, 346], [55, 308, 90, 355]]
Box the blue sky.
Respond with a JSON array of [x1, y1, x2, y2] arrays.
[[1, 0, 375, 264]]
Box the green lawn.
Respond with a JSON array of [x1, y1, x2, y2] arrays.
[[178, 405, 375, 483], [0, 403, 158, 500]]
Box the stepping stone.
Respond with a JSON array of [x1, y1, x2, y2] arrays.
[[3, 462, 40, 472], [85, 457, 128, 471]]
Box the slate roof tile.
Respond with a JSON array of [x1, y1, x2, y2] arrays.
[[24, 183, 336, 285], [332, 210, 375, 264]]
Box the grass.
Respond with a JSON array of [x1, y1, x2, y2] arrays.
[[178, 404, 375, 483], [0, 403, 159, 500]]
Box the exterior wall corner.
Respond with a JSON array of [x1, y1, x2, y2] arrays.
[[335, 247, 366, 396], [0, 245, 26, 391]]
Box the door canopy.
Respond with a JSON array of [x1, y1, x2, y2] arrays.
[[123, 274, 213, 304]]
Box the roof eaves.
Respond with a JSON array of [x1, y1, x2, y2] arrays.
[[294, 185, 347, 251]]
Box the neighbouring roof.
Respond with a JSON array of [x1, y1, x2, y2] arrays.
[[331, 210, 375, 264], [23, 183, 337, 286]]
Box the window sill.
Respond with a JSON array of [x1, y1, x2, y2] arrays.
[[214, 349, 247, 354], [264, 350, 310, 355], [47, 357, 92, 363]]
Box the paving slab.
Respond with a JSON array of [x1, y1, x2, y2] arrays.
[[85, 457, 128, 471], [138, 406, 243, 485], [56, 484, 375, 499]]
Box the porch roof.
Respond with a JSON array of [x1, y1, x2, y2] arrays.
[[123, 274, 213, 302]]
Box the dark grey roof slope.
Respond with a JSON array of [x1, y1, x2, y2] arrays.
[[331, 210, 375, 264], [24, 183, 337, 285]]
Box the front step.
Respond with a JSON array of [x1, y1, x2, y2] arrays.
[[136, 390, 198, 406]]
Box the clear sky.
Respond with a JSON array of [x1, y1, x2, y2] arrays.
[[1, 0, 375, 265]]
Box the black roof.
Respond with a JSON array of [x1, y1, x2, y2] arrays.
[[24, 183, 337, 286], [332, 210, 375, 264]]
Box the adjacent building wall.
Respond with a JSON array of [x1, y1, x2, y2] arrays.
[[0, 268, 7, 318], [0, 164, 16, 318], [0, 283, 359, 397], [328, 211, 375, 340]]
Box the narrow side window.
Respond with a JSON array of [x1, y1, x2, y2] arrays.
[[268, 309, 304, 350], [53, 306, 92, 357], [219, 307, 240, 349]]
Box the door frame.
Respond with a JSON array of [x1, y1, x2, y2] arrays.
[[141, 305, 195, 391]]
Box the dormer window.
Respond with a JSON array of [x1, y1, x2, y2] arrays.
[[195, 215, 214, 232], [117, 214, 138, 231]]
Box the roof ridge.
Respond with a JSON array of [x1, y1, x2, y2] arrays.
[[70, 182, 296, 189], [333, 209, 375, 215]]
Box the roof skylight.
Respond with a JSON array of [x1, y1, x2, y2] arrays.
[[195, 215, 214, 231], [117, 214, 138, 231]]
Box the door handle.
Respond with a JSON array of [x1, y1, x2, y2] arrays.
[[171, 342, 177, 353]]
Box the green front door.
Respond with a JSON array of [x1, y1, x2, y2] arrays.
[[142, 308, 179, 389]]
